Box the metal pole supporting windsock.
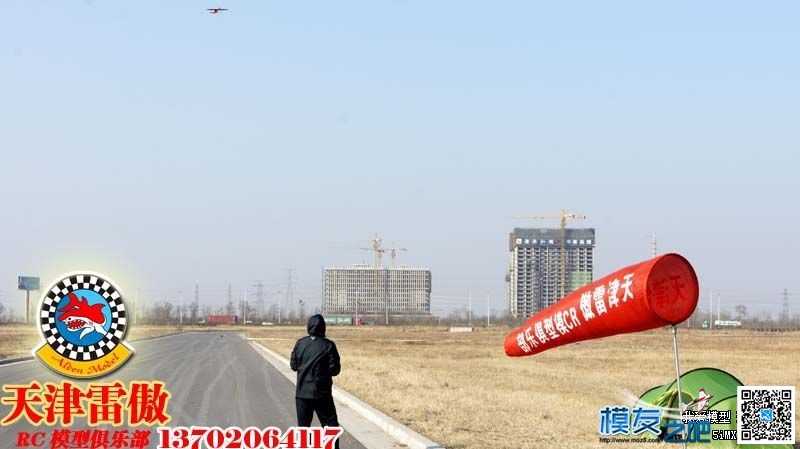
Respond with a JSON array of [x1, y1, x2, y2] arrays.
[[672, 325, 687, 449]]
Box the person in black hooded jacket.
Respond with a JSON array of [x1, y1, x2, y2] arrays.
[[290, 314, 341, 445]]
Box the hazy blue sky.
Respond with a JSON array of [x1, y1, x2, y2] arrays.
[[1, 1, 797, 317]]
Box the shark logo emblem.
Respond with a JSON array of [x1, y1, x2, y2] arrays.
[[59, 292, 108, 339], [34, 272, 135, 379]]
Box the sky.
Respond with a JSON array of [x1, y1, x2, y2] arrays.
[[0, 1, 798, 318]]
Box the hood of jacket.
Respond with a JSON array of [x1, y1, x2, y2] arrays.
[[307, 314, 326, 338]]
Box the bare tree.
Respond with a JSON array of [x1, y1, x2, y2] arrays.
[[147, 301, 175, 325], [735, 305, 747, 321], [189, 303, 199, 323]]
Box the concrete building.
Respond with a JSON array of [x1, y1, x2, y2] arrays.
[[506, 228, 595, 318], [323, 265, 432, 316]]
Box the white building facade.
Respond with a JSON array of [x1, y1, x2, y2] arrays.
[[323, 265, 431, 315]]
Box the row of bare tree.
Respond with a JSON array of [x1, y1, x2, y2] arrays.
[[133, 300, 317, 325], [0, 299, 796, 329]]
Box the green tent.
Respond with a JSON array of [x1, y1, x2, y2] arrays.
[[633, 368, 792, 448]]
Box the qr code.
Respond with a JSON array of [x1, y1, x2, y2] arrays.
[[737, 386, 795, 445]]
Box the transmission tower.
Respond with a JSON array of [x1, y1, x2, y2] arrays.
[[253, 280, 265, 317]]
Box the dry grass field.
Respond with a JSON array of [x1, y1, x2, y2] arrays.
[[246, 325, 800, 449]]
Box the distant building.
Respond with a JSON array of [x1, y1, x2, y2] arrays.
[[323, 265, 431, 316], [506, 228, 595, 318]]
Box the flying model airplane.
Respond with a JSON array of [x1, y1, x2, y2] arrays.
[[207, 7, 229, 14], [685, 389, 714, 412]]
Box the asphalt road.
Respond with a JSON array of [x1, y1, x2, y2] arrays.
[[0, 331, 365, 449]]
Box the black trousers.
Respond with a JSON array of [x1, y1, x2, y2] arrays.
[[296, 395, 340, 449]]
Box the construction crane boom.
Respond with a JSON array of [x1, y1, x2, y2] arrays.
[[388, 242, 407, 268], [332, 233, 408, 326], [515, 208, 587, 301], [367, 233, 385, 269], [332, 233, 387, 269]]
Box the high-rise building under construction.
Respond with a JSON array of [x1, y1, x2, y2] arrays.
[[323, 265, 431, 316], [506, 228, 595, 318]]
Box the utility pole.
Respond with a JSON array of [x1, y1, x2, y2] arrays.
[[487, 295, 490, 327], [243, 288, 248, 325], [710, 290, 715, 329], [285, 269, 294, 323], [178, 290, 184, 325], [355, 290, 359, 326], [782, 288, 789, 324], [226, 283, 234, 316], [717, 293, 721, 322], [384, 277, 389, 326], [193, 284, 199, 322], [383, 265, 389, 326], [468, 290, 472, 326], [18, 277, 41, 325]]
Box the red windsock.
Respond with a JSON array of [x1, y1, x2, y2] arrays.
[[504, 253, 699, 357]]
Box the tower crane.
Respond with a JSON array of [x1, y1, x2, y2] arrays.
[[332, 233, 387, 269], [332, 233, 391, 324], [358, 233, 387, 323], [387, 242, 407, 268], [514, 209, 587, 300], [356, 233, 386, 269]]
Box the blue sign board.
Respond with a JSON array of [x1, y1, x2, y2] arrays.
[[18, 276, 40, 291]]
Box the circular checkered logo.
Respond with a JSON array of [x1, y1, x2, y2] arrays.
[[34, 272, 135, 378]]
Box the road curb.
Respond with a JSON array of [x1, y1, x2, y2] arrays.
[[247, 338, 444, 449], [329, 382, 445, 449], [0, 356, 34, 366]]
